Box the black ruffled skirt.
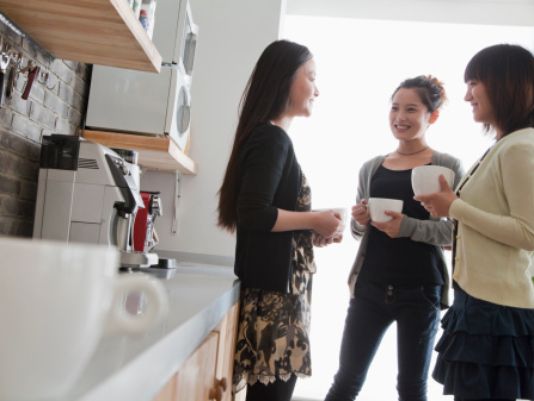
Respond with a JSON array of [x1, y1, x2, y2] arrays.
[[432, 284, 534, 400]]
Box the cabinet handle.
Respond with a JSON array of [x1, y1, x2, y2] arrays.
[[208, 377, 227, 401], [217, 378, 227, 392]]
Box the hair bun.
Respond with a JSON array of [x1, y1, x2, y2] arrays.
[[393, 75, 447, 112], [425, 75, 447, 105]]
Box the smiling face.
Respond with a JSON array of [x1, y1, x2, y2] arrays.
[[286, 58, 319, 118], [389, 88, 436, 142], [464, 79, 495, 126]]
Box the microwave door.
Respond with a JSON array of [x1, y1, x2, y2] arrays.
[[165, 66, 191, 150], [182, 20, 198, 76], [173, 2, 197, 70], [86, 65, 170, 135], [151, 0, 181, 63]]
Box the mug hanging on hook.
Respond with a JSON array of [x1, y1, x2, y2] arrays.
[[37, 69, 56, 90]]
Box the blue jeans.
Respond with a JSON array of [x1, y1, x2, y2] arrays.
[[324, 281, 441, 401]]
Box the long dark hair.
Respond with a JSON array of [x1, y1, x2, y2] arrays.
[[392, 75, 447, 113], [217, 40, 313, 232], [464, 43, 534, 136]]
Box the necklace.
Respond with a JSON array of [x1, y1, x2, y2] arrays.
[[395, 146, 430, 156]]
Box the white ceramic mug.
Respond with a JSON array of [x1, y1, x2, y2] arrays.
[[314, 207, 347, 234], [0, 238, 169, 401], [411, 165, 455, 196], [368, 198, 404, 222]]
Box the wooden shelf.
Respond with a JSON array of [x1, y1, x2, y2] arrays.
[[0, 0, 162, 73], [82, 130, 197, 174]]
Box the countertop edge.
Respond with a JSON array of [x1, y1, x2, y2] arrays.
[[78, 279, 240, 401]]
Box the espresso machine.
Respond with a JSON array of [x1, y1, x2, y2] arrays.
[[33, 134, 158, 268], [133, 191, 162, 254]]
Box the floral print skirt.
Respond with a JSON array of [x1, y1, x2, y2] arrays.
[[232, 266, 313, 392]]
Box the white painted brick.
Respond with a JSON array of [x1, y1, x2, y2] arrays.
[[43, 90, 69, 118], [0, 23, 89, 237], [12, 113, 42, 143]]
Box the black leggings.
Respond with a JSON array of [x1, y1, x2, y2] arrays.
[[245, 375, 297, 401], [454, 397, 515, 401]]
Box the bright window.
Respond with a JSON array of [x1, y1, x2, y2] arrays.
[[282, 16, 534, 401]]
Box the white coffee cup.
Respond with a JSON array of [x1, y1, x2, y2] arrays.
[[411, 165, 455, 196], [368, 198, 404, 222], [0, 238, 169, 401], [314, 207, 347, 234]]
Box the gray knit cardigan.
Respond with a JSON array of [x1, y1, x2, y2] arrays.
[[348, 150, 464, 308]]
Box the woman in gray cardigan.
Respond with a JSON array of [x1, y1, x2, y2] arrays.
[[324, 76, 463, 401]]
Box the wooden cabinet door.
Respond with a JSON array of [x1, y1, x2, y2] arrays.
[[151, 302, 241, 401], [175, 331, 219, 401], [213, 303, 239, 401], [152, 374, 178, 401]]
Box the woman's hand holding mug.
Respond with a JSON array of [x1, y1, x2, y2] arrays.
[[414, 175, 458, 217], [312, 209, 345, 244], [352, 199, 370, 226], [313, 231, 343, 247]]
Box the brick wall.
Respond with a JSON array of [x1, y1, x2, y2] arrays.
[[0, 20, 89, 237]]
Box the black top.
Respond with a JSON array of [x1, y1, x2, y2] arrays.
[[358, 164, 443, 286], [234, 123, 303, 293]]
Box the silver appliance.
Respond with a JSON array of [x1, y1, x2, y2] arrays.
[[33, 134, 158, 268], [85, 0, 198, 150]]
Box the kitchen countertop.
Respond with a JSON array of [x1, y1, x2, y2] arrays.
[[58, 262, 239, 401]]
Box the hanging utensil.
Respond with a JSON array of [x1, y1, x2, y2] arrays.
[[5, 53, 21, 100], [21, 64, 39, 100], [0, 52, 11, 106]]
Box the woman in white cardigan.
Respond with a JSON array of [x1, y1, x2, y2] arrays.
[[416, 44, 534, 401]]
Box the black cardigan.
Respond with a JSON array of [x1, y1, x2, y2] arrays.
[[234, 123, 302, 293]]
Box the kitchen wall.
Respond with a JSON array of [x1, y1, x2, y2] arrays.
[[146, 0, 286, 264], [0, 19, 89, 237]]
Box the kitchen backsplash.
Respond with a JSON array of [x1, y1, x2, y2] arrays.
[[0, 19, 89, 237]]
